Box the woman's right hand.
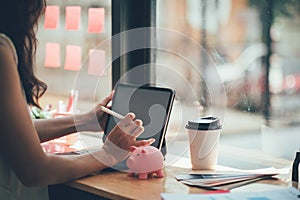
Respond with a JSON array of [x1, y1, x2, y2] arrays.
[[100, 113, 155, 166]]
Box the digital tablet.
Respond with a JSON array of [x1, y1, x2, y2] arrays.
[[103, 83, 175, 151]]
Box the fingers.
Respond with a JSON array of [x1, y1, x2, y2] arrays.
[[129, 119, 143, 137], [119, 113, 135, 125], [134, 119, 143, 126], [131, 126, 144, 137], [135, 138, 156, 147], [101, 90, 115, 106], [110, 112, 155, 149], [117, 113, 145, 137]]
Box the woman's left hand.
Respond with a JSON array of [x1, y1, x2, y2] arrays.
[[94, 91, 114, 131], [78, 91, 114, 132]]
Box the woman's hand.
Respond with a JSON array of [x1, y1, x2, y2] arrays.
[[101, 113, 155, 165], [78, 91, 114, 132], [94, 91, 114, 131]]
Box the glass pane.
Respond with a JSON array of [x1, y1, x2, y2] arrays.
[[36, 0, 112, 114], [157, 0, 300, 169]]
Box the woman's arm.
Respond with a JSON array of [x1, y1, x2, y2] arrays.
[[33, 92, 113, 143], [33, 116, 79, 143], [0, 45, 153, 187]]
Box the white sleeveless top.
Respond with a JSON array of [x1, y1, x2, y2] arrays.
[[0, 34, 49, 200]]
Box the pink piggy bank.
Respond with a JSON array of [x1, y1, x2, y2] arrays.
[[126, 146, 164, 180]]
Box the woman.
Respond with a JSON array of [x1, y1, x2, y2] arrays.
[[0, 1, 154, 199]]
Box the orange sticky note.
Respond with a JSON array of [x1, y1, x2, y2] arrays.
[[65, 6, 81, 30], [64, 45, 81, 71], [44, 6, 60, 29], [88, 8, 105, 33], [44, 43, 60, 68], [88, 49, 105, 76]]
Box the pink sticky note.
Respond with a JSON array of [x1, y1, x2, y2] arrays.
[[44, 6, 60, 29], [65, 6, 81, 30], [44, 43, 60, 68], [88, 8, 105, 33], [64, 45, 81, 71], [88, 49, 105, 76]]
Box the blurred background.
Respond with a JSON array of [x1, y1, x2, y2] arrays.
[[36, 0, 300, 169]]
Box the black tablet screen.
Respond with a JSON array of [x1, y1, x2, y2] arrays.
[[104, 84, 175, 149]]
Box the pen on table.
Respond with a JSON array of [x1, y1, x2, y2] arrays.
[[100, 106, 125, 120]]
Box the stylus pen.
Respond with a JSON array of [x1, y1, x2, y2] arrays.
[[100, 106, 125, 120]]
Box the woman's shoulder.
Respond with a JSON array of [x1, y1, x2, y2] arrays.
[[0, 33, 18, 64]]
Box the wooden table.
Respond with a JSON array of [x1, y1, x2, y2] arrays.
[[48, 138, 298, 200], [62, 166, 296, 200], [67, 167, 193, 200]]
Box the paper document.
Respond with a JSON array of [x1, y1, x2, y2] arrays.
[[161, 187, 300, 200], [176, 173, 277, 190]]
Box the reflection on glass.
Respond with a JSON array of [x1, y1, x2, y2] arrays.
[[157, 0, 300, 168]]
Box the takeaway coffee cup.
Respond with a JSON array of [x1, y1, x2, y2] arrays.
[[186, 116, 222, 170]]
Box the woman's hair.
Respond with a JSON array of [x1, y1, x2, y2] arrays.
[[0, 0, 47, 108]]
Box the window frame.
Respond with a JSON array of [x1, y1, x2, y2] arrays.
[[111, 0, 157, 87]]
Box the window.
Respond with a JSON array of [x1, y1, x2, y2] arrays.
[[36, 0, 299, 168], [36, 0, 112, 112], [156, 0, 300, 168]]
